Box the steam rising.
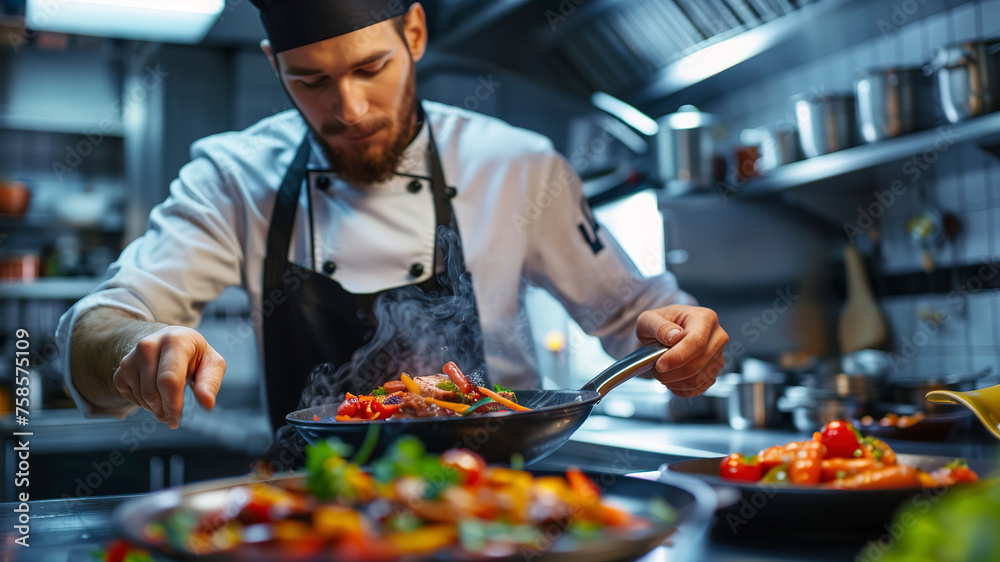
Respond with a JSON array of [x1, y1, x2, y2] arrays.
[[297, 224, 488, 410]]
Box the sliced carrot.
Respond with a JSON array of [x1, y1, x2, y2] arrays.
[[423, 397, 470, 414], [400, 373, 422, 395], [477, 386, 531, 412], [826, 465, 921, 490], [820, 458, 878, 481]]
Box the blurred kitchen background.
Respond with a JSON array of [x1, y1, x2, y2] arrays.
[[1, 0, 1000, 500]]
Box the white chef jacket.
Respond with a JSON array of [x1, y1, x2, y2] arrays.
[[56, 101, 695, 419]]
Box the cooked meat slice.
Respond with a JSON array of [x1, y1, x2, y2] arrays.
[[414, 375, 464, 402], [391, 392, 460, 419]]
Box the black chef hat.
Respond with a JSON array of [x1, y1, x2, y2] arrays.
[[250, 0, 414, 53]]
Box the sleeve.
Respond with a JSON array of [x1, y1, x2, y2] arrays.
[[523, 152, 697, 360], [55, 155, 247, 418]]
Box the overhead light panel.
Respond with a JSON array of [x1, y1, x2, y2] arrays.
[[591, 92, 659, 137], [25, 0, 225, 44]]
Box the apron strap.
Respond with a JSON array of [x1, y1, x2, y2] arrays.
[[264, 137, 313, 285]]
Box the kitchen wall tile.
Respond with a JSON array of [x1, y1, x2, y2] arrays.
[[957, 208, 993, 263], [930, 151, 963, 210], [985, 0, 1000, 36], [924, 12, 949, 59], [950, 2, 979, 42], [897, 20, 926, 66], [960, 150, 990, 208], [966, 292, 997, 347], [882, 217, 916, 273]]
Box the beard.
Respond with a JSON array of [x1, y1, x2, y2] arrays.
[[305, 67, 418, 187]]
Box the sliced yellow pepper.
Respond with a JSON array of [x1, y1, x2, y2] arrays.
[[386, 524, 458, 554], [400, 373, 422, 395], [424, 397, 470, 414], [314, 505, 361, 539]]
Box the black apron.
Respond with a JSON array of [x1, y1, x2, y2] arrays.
[[260, 104, 488, 452]]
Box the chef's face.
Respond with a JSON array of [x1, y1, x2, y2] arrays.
[[263, 4, 427, 186]]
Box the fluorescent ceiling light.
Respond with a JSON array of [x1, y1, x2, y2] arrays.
[[26, 0, 224, 44], [591, 92, 659, 136]]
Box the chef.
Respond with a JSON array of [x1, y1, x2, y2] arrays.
[[55, 0, 729, 438]]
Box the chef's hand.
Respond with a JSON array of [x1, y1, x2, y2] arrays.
[[636, 305, 728, 397], [113, 326, 226, 429]]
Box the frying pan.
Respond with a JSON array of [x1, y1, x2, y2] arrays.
[[286, 343, 669, 464]]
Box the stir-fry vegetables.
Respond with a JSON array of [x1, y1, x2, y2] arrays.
[[146, 438, 665, 560], [719, 420, 980, 489], [324, 361, 531, 422]]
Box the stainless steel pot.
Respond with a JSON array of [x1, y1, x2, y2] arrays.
[[655, 105, 723, 195], [890, 369, 992, 414], [791, 92, 857, 158], [855, 67, 935, 143], [924, 39, 1000, 123], [721, 373, 786, 430], [777, 386, 857, 432]]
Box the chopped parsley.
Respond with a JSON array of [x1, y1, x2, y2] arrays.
[[371, 387, 388, 396], [436, 381, 460, 392], [494, 383, 513, 393]]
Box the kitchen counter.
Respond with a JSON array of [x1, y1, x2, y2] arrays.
[[1, 416, 996, 562]]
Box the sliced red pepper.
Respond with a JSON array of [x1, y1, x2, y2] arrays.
[[566, 466, 601, 501]]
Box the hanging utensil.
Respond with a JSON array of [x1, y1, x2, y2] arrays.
[[838, 244, 887, 353], [906, 207, 944, 272]]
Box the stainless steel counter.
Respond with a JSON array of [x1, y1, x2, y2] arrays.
[[0, 416, 995, 562]]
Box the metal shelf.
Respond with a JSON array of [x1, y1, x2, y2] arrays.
[[735, 112, 1000, 197], [636, 0, 953, 114], [0, 277, 102, 300], [0, 213, 124, 233], [0, 112, 124, 137]]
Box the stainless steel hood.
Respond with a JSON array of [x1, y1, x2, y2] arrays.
[[419, 0, 958, 115]]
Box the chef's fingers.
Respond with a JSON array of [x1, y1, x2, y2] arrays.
[[118, 338, 164, 420], [663, 350, 726, 393], [661, 328, 729, 385], [654, 309, 727, 375], [112, 366, 143, 410], [157, 337, 195, 430], [635, 310, 686, 347], [192, 345, 226, 411], [669, 372, 718, 398]]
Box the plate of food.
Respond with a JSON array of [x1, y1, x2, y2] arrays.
[[851, 406, 971, 441], [667, 420, 992, 540], [114, 437, 715, 562], [286, 344, 669, 464]]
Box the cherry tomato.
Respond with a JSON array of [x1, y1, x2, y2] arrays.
[[442, 362, 472, 395], [949, 466, 979, 484], [719, 453, 762, 482], [105, 540, 131, 562], [441, 449, 487, 486], [819, 420, 861, 458]]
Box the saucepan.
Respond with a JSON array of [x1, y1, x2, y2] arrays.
[[286, 343, 669, 465]]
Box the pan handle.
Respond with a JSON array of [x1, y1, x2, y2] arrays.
[[580, 343, 670, 397]]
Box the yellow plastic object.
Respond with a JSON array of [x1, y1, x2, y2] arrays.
[[925, 384, 1000, 440]]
